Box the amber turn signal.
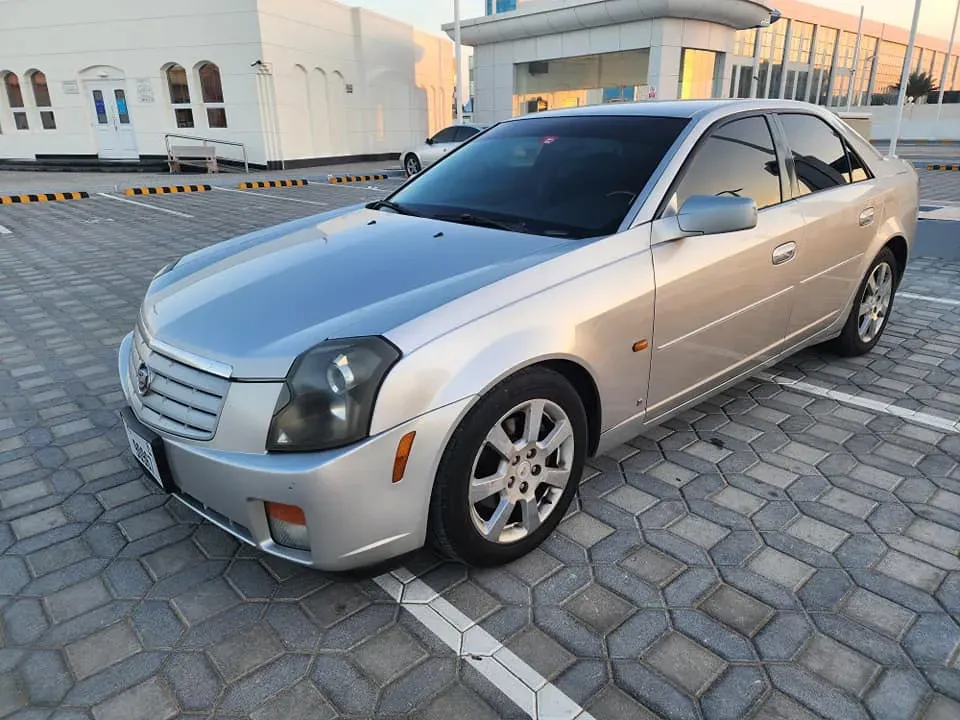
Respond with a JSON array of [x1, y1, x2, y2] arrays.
[[265, 502, 306, 525], [632, 339, 649, 352], [393, 431, 416, 483]]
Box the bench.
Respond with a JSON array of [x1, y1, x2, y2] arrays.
[[167, 145, 219, 174]]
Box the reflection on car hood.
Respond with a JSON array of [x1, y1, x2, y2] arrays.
[[141, 206, 572, 378]]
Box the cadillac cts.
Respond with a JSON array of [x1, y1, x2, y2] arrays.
[[119, 100, 918, 571]]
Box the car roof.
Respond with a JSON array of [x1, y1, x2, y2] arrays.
[[505, 98, 837, 123]]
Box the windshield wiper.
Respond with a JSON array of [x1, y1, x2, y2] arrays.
[[366, 199, 419, 216], [434, 213, 522, 232]]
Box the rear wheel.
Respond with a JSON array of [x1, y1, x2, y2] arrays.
[[428, 367, 587, 567], [405, 154, 422, 176], [833, 247, 898, 357]]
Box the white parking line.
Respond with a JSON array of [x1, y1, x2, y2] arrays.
[[97, 192, 194, 218], [213, 186, 330, 206], [374, 570, 593, 720], [758, 371, 958, 433], [899, 292, 960, 306], [0, 224, 11, 235]]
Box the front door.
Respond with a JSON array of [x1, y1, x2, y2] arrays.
[[88, 82, 138, 160], [646, 114, 804, 419]]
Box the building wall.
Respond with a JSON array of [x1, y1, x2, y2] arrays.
[[0, 0, 453, 166], [255, 0, 453, 164], [471, 17, 734, 123], [0, 0, 265, 162]]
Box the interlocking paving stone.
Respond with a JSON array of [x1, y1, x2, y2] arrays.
[[711, 486, 767, 516], [586, 684, 660, 720], [785, 516, 850, 552], [603, 485, 658, 514], [563, 584, 634, 635], [90, 676, 177, 720], [798, 634, 881, 696], [352, 625, 428, 685], [419, 683, 500, 720], [842, 588, 917, 639], [819, 487, 878, 519], [643, 631, 727, 696], [503, 626, 575, 681], [64, 620, 141, 680], [748, 548, 815, 591], [668, 514, 730, 549], [208, 623, 286, 682], [876, 551, 947, 592], [620, 545, 686, 588], [557, 513, 615, 548], [699, 584, 775, 638], [924, 694, 960, 720]]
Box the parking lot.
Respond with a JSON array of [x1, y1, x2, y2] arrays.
[[2, 173, 960, 720]]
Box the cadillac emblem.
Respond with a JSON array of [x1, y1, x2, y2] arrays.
[[136, 363, 152, 396]]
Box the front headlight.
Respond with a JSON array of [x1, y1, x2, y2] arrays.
[[266, 337, 400, 452]]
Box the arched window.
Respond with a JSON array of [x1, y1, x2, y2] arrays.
[[3, 72, 28, 130], [29, 71, 56, 129], [197, 62, 227, 128], [165, 64, 194, 128]]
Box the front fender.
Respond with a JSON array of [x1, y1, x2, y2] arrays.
[[369, 323, 598, 437]]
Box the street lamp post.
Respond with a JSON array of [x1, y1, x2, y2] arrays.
[[937, 0, 960, 120], [454, 0, 463, 124], [889, 0, 923, 157], [845, 5, 865, 110]]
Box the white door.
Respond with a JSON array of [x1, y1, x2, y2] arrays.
[[88, 82, 139, 160]]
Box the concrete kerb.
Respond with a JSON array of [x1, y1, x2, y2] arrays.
[[0, 191, 90, 204], [0, 168, 406, 202]]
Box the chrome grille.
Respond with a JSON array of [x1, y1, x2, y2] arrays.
[[129, 326, 230, 440]]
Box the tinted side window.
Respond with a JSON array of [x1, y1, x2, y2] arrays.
[[844, 141, 872, 183], [675, 116, 782, 211], [778, 113, 851, 195], [431, 127, 458, 143], [454, 126, 480, 142]]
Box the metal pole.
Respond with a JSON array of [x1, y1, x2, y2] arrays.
[[846, 5, 864, 109], [454, 0, 463, 124], [890, 0, 923, 157], [937, 0, 960, 120]]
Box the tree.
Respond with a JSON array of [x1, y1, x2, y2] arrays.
[[891, 71, 939, 101]]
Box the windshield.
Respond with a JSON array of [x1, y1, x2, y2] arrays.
[[388, 114, 690, 239]]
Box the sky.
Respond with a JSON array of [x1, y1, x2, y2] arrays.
[[348, 0, 960, 41]]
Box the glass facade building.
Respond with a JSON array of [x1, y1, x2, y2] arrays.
[[730, 5, 960, 106]]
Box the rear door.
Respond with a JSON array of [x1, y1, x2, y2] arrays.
[[773, 112, 879, 341], [423, 126, 459, 166], [646, 114, 807, 419]]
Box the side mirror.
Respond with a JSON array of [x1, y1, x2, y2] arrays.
[[425, 137, 434, 145], [676, 195, 758, 235]]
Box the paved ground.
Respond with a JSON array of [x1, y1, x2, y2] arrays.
[[0, 162, 403, 196], [2, 174, 960, 720]]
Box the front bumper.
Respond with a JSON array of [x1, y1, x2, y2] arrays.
[[118, 331, 473, 571]]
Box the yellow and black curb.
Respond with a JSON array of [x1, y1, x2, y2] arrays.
[[123, 185, 212, 196], [0, 191, 89, 204], [926, 164, 960, 172], [328, 174, 388, 184], [238, 179, 309, 189]]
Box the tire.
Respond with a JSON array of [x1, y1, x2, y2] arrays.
[[428, 367, 588, 567], [404, 154, 422, 176], [833, 247, 898, 357]]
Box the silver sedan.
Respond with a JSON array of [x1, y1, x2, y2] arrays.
[[401, 122, 487, 176], [119, 99, 918, 571]]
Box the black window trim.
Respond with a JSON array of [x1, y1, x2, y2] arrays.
[[655, 110, 790, 220], [773, 111, 872, 199], [431, 127, 459, 143]]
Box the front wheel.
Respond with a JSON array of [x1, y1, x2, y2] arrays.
[[833, 247, 898, 357], [428, 367, 587, 567], [404, 154, 422, 176]]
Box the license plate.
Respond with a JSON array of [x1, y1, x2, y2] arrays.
[[123, 419, 163, 487]]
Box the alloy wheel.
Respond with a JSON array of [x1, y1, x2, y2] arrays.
[[468, 398, 575, 544], [857, 261, 893, 343]]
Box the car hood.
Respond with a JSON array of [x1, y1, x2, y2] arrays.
[[141, 205, 571, 378]]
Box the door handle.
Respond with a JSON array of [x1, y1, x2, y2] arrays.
[[859, 207, 875, 226], [772, 241, 797, 265]]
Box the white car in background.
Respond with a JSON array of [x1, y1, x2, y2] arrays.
[[402, 123, 487, 176]]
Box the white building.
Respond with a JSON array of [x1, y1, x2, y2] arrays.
[[0, 0, 454, 169]]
